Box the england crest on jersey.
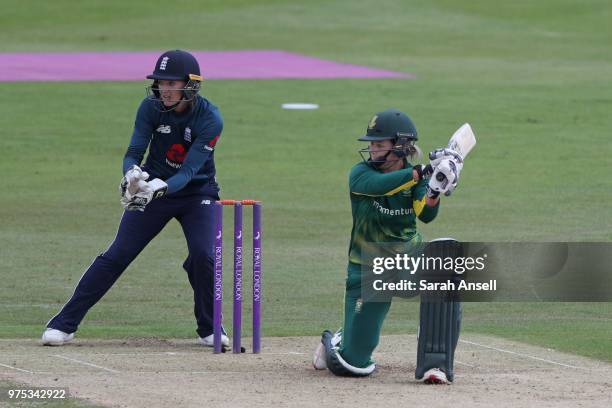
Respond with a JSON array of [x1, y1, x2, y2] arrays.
[[184, 127, 192, 142]]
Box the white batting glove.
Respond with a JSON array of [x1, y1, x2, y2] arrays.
[[429, 148, 464, 168], [427, 158, 461, 197]]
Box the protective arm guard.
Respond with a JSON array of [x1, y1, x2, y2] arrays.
[[415, 238, 463, 382], [321, 330, 375, 377]]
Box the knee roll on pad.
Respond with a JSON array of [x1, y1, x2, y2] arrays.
[[415, 238, 463, 382], [321, 330, 375, 377]]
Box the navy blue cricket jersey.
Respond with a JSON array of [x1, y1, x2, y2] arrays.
[[123, 95, 223, 197]]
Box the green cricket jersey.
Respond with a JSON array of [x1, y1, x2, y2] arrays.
[[348, 160, 439, 265]]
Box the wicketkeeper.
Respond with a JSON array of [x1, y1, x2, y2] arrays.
[[42, 50, 229, 349], [313, 109, 464, 383]]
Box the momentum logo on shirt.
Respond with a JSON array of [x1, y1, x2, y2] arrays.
[[372, 201, 413, 216], [156, 125, 171, 134]]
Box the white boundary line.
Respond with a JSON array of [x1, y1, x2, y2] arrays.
[[0, 362, 34, 374], [459, 339, 584, 369], [52, 355, 120, 373]]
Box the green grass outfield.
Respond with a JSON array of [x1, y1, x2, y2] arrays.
[[1, 0, 611, 362]]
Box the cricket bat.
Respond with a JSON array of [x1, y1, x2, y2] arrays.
[[428, 123, 477, 196], [447, 123, 476, 160]]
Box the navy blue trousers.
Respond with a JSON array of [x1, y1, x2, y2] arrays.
[[47, 194, 218, 338]]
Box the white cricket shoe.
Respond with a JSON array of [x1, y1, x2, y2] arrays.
[[41, 328, 74, 346], [422, 368, 450, 384], [312, 329, 342, 370], [198, 334, 230, 348]]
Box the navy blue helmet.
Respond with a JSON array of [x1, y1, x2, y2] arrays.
[[146, 50, 203, 111]]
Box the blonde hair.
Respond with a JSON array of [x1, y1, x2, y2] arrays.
[[407, 144, 423, 162]]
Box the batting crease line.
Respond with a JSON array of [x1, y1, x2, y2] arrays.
[[454, 359, 475, 368], [0, 362, 35, 374], [55, 351, 309, 356], [459, 339, 584, 370], [266, 351, 305, 355], [373, 352, 476, 367], [52, 355, 120, 373], [169, 371, 279, 374]]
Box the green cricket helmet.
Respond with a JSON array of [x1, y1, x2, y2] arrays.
[[358, 108, 419, 166]]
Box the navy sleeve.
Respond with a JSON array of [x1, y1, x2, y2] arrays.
[[165, 109, 223, 194], [123, 100, 156, 174]]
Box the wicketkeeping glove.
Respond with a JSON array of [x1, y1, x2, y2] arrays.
[[120, 179, 149, 209], [120, 165, 149, 200], [122, 178, 168, 212]]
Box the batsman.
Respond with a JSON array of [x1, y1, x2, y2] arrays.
[[313, 108, 473, 384]]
